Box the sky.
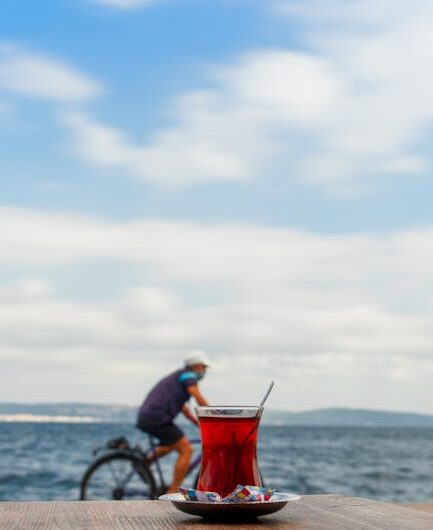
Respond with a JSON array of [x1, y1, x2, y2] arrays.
[[1, 0, 433, 413]]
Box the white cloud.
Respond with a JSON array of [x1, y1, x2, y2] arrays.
[[62, 107, 254, 186], [62, 1, 433, 194], [273, 0, 416, 30], [2, 208, 433, 410], [272, 0, 433, 189], [62, 50, 340, 186], [0, 45, 101, 101], [0, 278, 53, 302]]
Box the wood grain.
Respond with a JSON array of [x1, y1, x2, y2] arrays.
[[1, 495, 433, 529]]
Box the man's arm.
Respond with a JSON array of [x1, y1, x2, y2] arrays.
[[181, 403, 199, 425], [182, 384, 209, 424], [187, 384, 209, 406]]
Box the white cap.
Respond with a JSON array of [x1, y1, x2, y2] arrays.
[[184, 350, 212, 368]]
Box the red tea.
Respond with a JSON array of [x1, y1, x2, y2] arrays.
[[197, 414, 262, 497]]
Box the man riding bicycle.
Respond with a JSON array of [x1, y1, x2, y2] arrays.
[[136, 351, 211, 494]]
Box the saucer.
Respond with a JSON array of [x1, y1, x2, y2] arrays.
[[159, 492, 301, 519]]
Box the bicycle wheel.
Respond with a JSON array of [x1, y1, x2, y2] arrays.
[[80, 452, 157, 500]]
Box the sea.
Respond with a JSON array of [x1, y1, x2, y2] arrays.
[[1, 421, 433, 503]]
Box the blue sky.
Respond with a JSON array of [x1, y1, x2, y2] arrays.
[[1, 0, 433, 412], [2, 0, 433, 231]]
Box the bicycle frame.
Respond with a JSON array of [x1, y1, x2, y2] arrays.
[[148, 436, 202, 491], [82, 434, 202, 500]]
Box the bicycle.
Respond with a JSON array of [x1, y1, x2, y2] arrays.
[[79, 435, 201, 500]]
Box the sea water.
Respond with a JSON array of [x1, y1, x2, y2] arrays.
[[1, 422, 433, 502]]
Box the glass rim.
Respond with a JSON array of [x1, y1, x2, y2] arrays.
[[195, 406, 262, 418]]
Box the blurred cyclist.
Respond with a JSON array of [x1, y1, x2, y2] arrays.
[[136, 350, 211, 493]]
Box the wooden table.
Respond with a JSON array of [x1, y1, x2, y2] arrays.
[[1, 495, 433, 529]]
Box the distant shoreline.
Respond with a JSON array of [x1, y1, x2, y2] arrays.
[[2, 416, 433, 429], [2, 405, 433, 427], [0, 414, 100, 423]]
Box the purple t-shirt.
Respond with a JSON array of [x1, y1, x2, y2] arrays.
[[137, 368, 199, 426]]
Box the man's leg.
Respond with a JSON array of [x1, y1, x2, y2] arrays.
[[139, 423, 192, 491], [146, 444, 172, 462], [166, 436, 193, 494]]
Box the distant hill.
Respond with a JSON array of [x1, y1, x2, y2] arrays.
[[263, 408, 433, 427], [1, 403, 433, 427]]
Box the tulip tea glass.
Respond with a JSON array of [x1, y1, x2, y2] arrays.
[[195, 406, 262, 498]]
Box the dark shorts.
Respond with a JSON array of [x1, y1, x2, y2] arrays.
[[137, 421, 184, 446]]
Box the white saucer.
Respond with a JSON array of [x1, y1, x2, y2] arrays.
[[159, 492, 301, 519]]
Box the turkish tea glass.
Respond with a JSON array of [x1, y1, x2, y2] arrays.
[[195, 406, 262, 497]]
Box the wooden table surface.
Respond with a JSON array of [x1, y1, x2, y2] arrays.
[[1, 495, 433, 530]]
